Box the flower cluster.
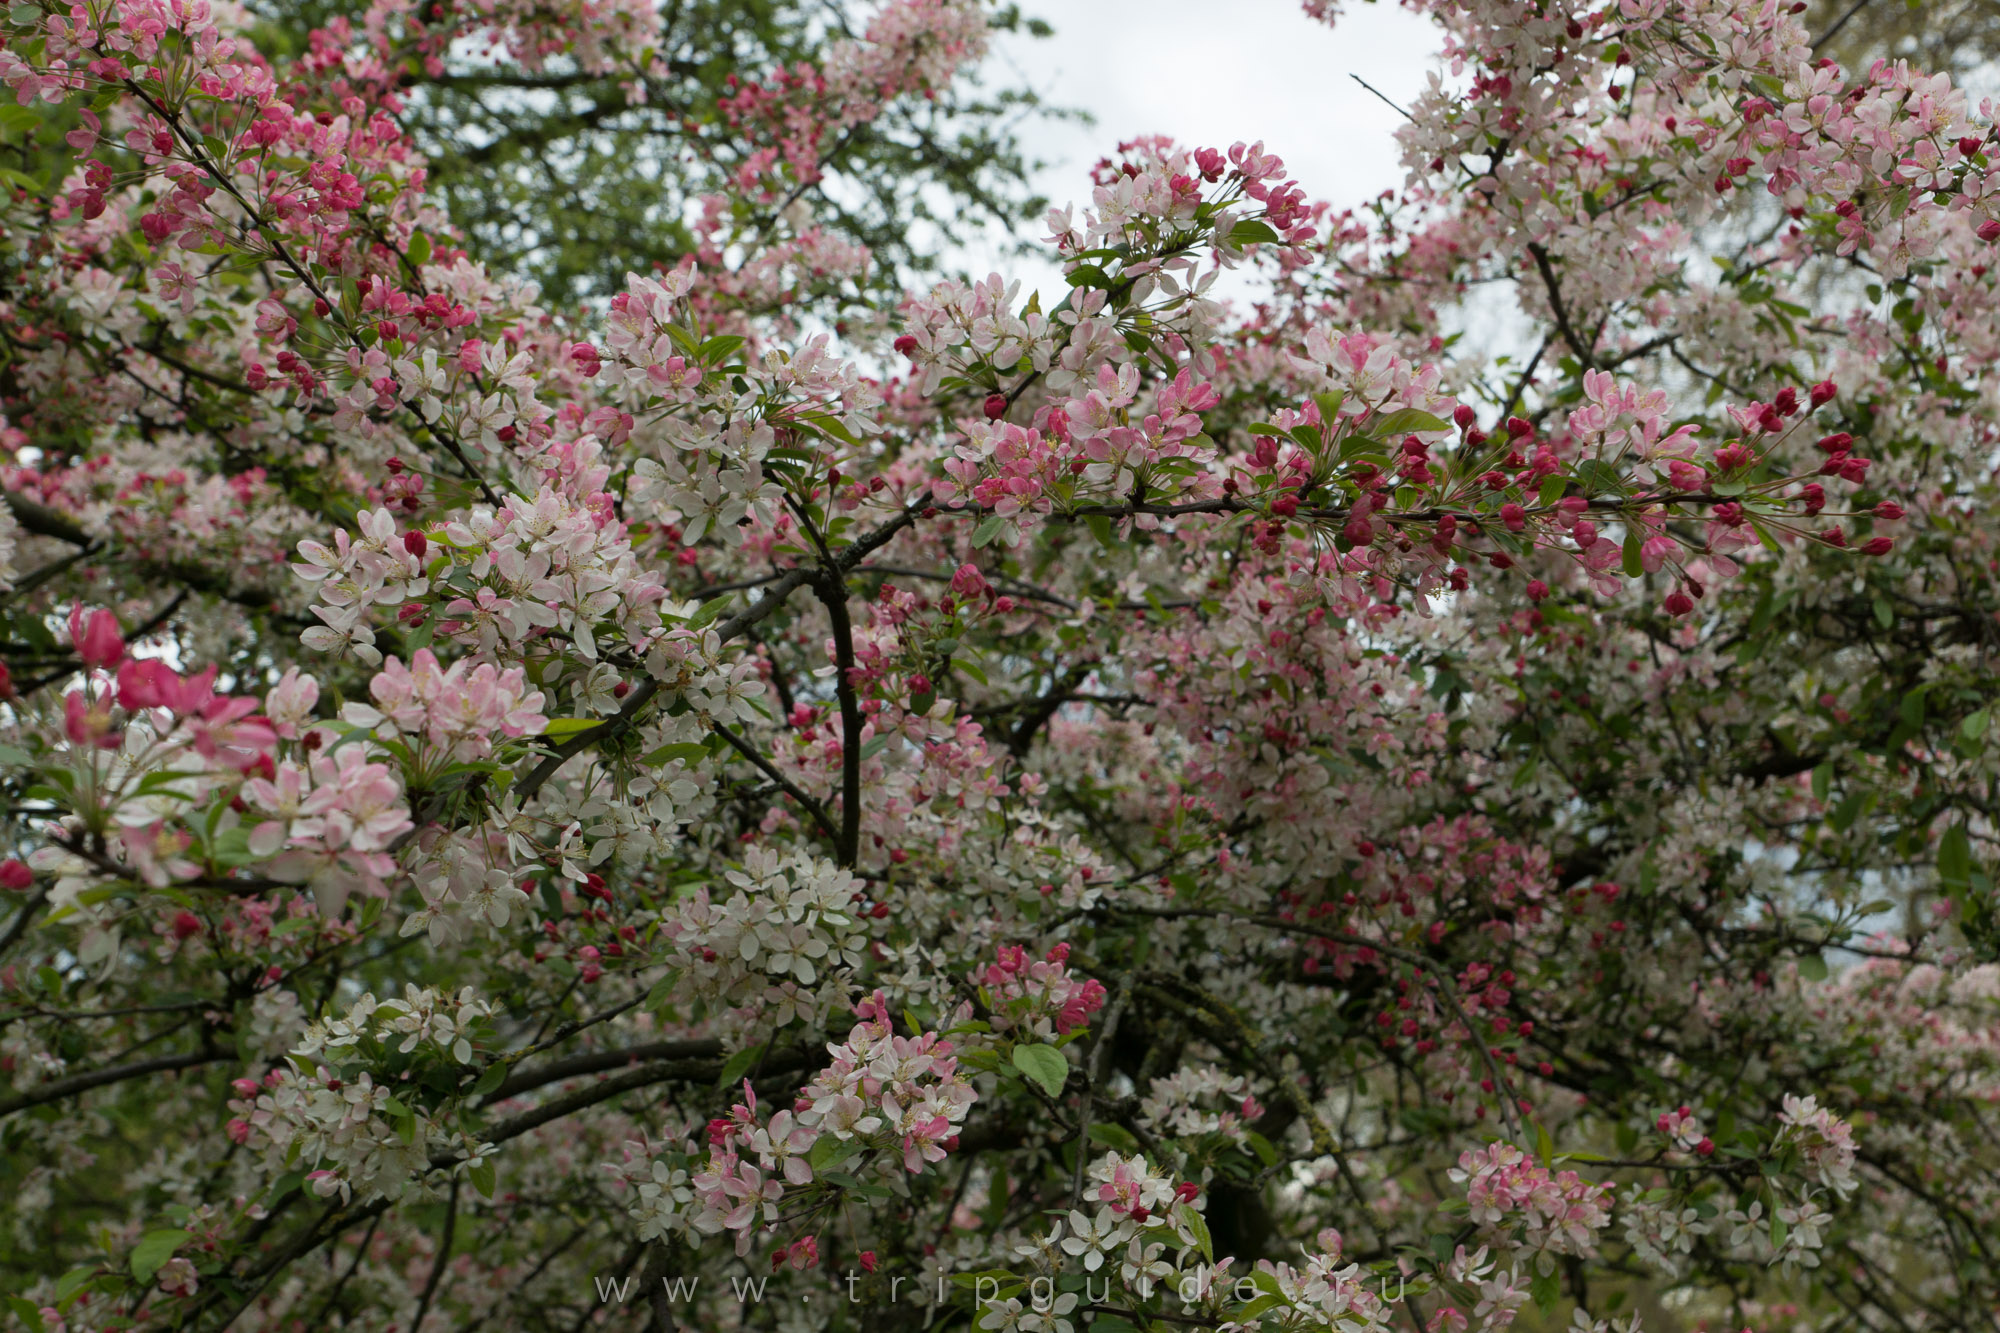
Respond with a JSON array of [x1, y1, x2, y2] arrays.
[[343, 648, 549, 763], [1447, 1144, 1615, 1268], [974, 942, 1107, 1040], [656, 847, 872, 1025]]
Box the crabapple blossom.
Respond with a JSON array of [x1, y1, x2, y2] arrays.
[[0, 0, 1996, 1327]]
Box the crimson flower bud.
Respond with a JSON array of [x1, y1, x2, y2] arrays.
[[385, 455, 405, 474], [893, 334, 918, 358], [1453, 404, 1477, 429], [403, 530, 427, 560], [1663, 591, 1694, 616], [1809, 379, 1836, 407], [1506, 415, 1533, 439], [1861, 536, 1894, 555], [1500, 503, 1527, 532], [1874, 500, 1905, 520], [1821, 526, 1847, 547], [0, 859, 31, 891], [1526, 579, 1549, 602], [1959, 136, 1985, 158], [982, 393, 1008, 420], [1981, 219, 2000, 243]]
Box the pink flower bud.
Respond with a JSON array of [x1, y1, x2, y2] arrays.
[[68, 606, 126, 670], [982, 393, 1007, 420]]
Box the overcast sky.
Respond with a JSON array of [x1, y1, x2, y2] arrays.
[[952, 0, 1446, 292]]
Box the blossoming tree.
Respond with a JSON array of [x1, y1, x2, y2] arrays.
[[0, 0, 1996, 1330]]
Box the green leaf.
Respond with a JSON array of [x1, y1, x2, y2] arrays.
[[1811, 763, 1832, 802], [717, 1043, 766, 1088], [467, 1157, 496, 1199], [1622, 526, 1643, 578], [1939, 823, 1972, 888], [1828, 790, 1869, 832], [1797, 952, 1830, 982], [1962, 710, 1990, 742], [130, 1229, 191, 1283], [1530, 1269, 1561, 1315], [1228, 219, 1280, 246], [687, 593, 735, 629], [641, 742, 710, 768], [807, 1134, 865, 1172], [1231, 1295, 1287, 1320], [972, 516, 1008, 548], [1010, 1043, 1069, 1098], [468, 1062, 507, 1097], [1087, 1122, 1143, 1153], [541, 718, 602, 742], [1372, 408, 1449, 437], [697, 334, 746, 363], [3, 1295, 46, 1331], [1065, 263, 1115, 290], [406, 230, 432, 267], [1310, 391, 1346, 433], [1177, 1201, 1214, 1262], [1572, 458, 1626, 497]]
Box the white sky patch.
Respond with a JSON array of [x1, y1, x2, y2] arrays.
[[948, 0, 1445, 303]]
